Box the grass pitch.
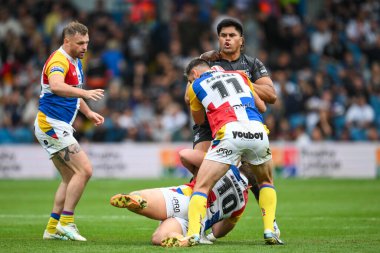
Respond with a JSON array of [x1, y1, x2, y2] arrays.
[[0, 178, 379, 253]]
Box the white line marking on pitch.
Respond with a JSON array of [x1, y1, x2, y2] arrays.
[[0, 214, 147, 220]]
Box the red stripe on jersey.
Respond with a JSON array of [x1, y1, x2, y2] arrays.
[[185, 180, 196, 189], [42, 51, 80, 86], [207, 101, 238, 137], [207, 191, 217, 208], [65, 61, 80, 85]]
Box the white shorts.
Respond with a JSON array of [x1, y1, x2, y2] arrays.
[[34, 111, 78, 158], [205, 121, 272, 165], [160, 187, 190, 235]]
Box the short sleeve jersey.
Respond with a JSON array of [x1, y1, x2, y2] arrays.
[[38, 47, 84, 125], [210, 54, 270, 83]]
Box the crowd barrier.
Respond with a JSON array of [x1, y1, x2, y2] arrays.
[[0, 142, 379, 179]]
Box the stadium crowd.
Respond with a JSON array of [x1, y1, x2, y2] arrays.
[[0, 0, 380, 144]]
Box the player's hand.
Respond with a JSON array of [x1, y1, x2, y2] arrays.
[[200, 50, 221, 61], [83, 89, 104, 101], [86, 111, 104, 126]]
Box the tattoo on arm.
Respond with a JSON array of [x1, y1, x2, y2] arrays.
[[61, 144, 81, 162]]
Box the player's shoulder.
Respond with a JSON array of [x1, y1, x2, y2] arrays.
[[241, 54, 263, 66], [47, 49, 69, 65], [44, 49, 70, 75]]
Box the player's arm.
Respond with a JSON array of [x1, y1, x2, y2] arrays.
[[188, 83, 205, 124], [210, 202, 245, 239], [79, 99, 104, 126], [252, 76, 276, 104], [240, 72, 267, 113], [252, 89, 266, 113], [209, 216, 238, 239], [49, 74, 103, 101], [191, 108, 205, 125], [250, 58, 277, 104], [178, 148, 205, 176], [47, 60, 104, 101]]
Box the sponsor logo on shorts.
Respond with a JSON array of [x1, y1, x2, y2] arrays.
[[172, 197, 180, 213], [216, 148, 232, 156], [43, 140, 54, 149], [62, 131, 69, 137], [194, 133, 200, 142], [232, 131, 263, 140]]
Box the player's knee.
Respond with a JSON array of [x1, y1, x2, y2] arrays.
[[151, 231, 162, 245], [178, 149, 188, 163], [79, 165, 93, 179], [256, 171, 272, 185]]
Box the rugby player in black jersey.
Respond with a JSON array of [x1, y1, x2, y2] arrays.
[[182, 18, 280, 238]]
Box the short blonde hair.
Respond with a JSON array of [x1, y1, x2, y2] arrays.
[[62, 21, 88, 40]]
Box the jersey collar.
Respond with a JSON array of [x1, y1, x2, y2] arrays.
[[199, 70, 216, 78], [59, 46, 77, 64], [218, 54, 242, 63]]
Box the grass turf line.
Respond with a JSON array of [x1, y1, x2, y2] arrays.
[[0, 178, 379, 253]]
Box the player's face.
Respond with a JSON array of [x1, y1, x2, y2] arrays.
[[65, 33, 89, 59], [218, 26, 243, 55]]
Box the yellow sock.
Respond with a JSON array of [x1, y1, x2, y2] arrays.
[[46, 213, 60, 234], [259, 185, 277, 232], [187, 192, 207, 236], [60, 211, 74, 226]]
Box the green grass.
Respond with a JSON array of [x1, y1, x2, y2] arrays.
[[0, 178, 380, 252]]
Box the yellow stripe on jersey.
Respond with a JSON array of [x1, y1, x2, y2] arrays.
[[238, 71, 255, 93], [188, 82, 203, 111], [45, 51, 69, 79], [37, 111, 52, 132], [181, 186, 193, 196]]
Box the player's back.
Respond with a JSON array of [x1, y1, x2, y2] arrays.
[[204, 166, 249, 230], [191, 70, 263, 137]]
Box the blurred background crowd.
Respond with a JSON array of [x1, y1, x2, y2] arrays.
[[0, 0, 380, 144]]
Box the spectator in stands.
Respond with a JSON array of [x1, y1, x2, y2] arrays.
[[0, 0, 379, 143]]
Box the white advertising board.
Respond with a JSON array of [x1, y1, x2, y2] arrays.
[[0, 142, 378, 179], [297, 143, 378, 178], [0, 145, 56, 178], [81, 143, 162, 178]]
